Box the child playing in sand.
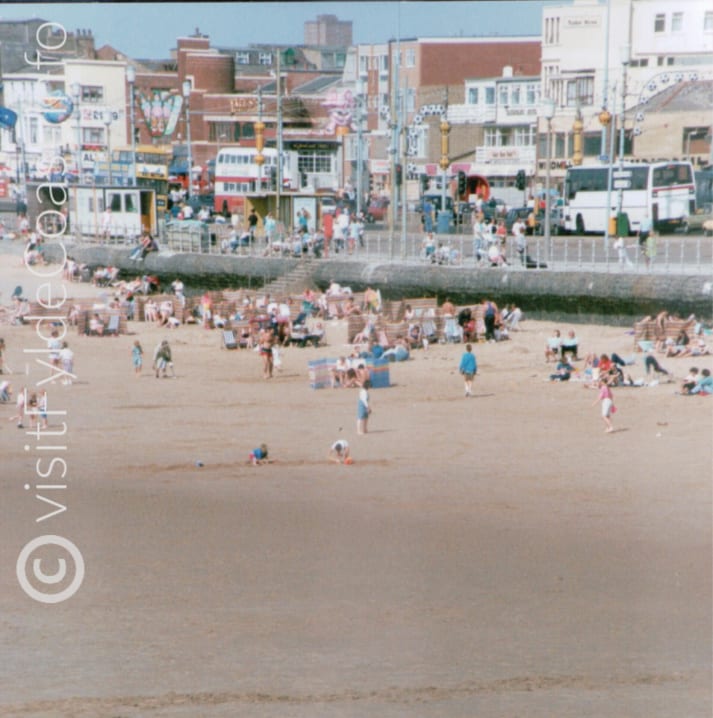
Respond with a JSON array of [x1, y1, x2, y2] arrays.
[[132, 340, 143, 377], [248, 444, 269, 465], [328, 439, 351, 464], [592, 378, 616, 433]]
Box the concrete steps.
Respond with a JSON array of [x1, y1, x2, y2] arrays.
[[260, 259, 318, 298]]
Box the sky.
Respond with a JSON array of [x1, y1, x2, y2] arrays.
[[0, 1, 558, 58]]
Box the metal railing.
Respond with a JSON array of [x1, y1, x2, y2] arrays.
[[67, 220, 713, 275]]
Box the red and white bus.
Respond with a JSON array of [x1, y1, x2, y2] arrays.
[[213, 147, 292, 214]]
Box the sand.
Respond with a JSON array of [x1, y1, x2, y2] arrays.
[[0, 246, 711, 717]]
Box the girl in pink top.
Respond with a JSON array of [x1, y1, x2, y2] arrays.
[[592, 379, 616, 433]]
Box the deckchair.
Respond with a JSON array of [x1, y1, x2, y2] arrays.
[[222, 329, 238, 350]]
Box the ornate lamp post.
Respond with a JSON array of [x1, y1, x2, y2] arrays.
[[102, 109, 113, 184], [182, 79, 192, 198], [540, 97, 556, 262], [126, 65, 137, 186], [439, 115, 450, 229], [71, 82, 81, 182]]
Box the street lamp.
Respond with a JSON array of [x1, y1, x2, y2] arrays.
[[355, 80, 366, 218], [615, 44, 631, 233], [540, 96, 556, 263], [102, 108, 113, 184], [182, 79, 192, 198], [71, 82, 81, 182], [126, 65, 137, 186]]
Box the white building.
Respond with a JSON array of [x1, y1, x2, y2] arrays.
[[0, 59, 128, 183], [541, 0, 713, 170]]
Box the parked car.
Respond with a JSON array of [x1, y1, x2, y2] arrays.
[[365, 196, 390, 222], [682, 203, 713, 236]]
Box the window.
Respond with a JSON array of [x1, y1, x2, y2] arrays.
[[499, 85, 508, 106], [654, 13, 665, 32], [258, 52, 272, 66], [359, 55, 368, 75], [109, 192, 122, 212], [526, 83, 538, 105], [42, 126, 62, 146], [510, 85, 521, 106], [630, 58, 649, 68], [406, 88, 415, 113], [29, 117, 39, 144], [513, 126, 535, 146], [671, 12, 683, 31], [81, 85, 103, 103], [235, 51, 250, 65], [705, 11, 713, 30], [82, 127, 104, 145], [485, 86, 495, 105], [297, 150, 332, 174], [405, 49, 416, 68], [467, 87, 479, 105], [652, 163, 692, 187], [565, 77, 594, 107], [484, 128, 499, 147], [379, 55, 388, 74], [124, 194, 137, 213]]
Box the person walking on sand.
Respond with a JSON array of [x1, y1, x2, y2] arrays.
[[459, 343, 478, 397], [592, 378, 616, 433], [259, 327, 275, 379], [357, 379, 372, 435], [132, 340, 143, 377]]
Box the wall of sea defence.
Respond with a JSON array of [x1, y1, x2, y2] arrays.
[[46, 245, 712, 325]]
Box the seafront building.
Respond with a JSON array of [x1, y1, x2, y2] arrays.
[[0, 0, 709, 215]]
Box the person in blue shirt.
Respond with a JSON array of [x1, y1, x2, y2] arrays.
[[458, 343, 478, 397], [689, 368, 713, 395]]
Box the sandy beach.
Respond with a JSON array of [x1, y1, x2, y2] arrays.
[[0, 247, 711, 717]]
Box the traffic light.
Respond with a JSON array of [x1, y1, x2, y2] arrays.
[[515, 169, 527, 191], [457, 171, 467, 195], [368, 174, 374, 192], [395, 163, 403, 186]]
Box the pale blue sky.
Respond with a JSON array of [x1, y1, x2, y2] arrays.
[[0, 2, 562, 58]]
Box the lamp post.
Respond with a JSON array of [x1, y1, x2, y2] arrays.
[[126, 65, 137, 186], [182, 79, 192, 199], [615, 44, 631, 231], [355, 80, 365, 219], [540, 97, 556, 263], [102, 108, 113, 184], [71, 82, 81, 182]]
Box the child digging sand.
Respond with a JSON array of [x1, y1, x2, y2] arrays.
[[248, 444, 269, 465], [328, 439, 351, 464]]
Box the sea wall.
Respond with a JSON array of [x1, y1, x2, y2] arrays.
[[48, 244, 713, 323]]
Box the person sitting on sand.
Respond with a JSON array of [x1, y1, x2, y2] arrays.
[[549, 358, 574, 382], [679, 368, 699, 395], [88, 313, 105, 336], [545, 329, 561, 362], [248, 444, 269, 465], [331, 357, 349, 388], [560, 330, 579, 361], [328, 439, 351, 464]]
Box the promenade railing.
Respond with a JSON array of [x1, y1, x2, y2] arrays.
[[67, 221, 713, 276]]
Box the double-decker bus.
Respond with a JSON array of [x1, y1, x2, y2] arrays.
[[213, 147, 292, 214], [94, 145, 171, 215], [563, 161, 696, 234], [564, 162, 696, 234]]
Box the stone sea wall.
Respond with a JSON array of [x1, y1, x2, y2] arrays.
[[47, 244, 713, 324]]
